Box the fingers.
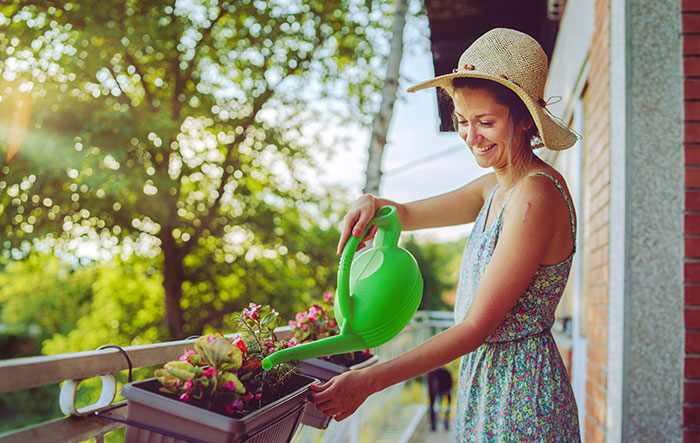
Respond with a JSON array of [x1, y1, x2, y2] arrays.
[[309, 383, 325, 392], [337, 195, 378, 256]]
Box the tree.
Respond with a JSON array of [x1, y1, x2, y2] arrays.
[[363, 0, 408, 195], [403, 236, 465, 311], [0, 0, 392, 338]]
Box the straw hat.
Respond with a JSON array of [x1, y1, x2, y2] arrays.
[[407, 28, 577, 151]]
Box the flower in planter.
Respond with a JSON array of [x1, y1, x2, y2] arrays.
[[288, 295, 371, 366], [154, 304, 298, 415]]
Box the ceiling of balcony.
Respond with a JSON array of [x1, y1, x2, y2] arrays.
[[422, 0, 562, 131]]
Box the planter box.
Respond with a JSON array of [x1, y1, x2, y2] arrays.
[[298, 354, 379, 429], [121, 373, 317, 443]]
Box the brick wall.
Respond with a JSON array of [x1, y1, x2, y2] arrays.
[[581, 0, 611, 441], [684, 0, 700, 440]]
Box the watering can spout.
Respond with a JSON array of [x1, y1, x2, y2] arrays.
[[262, 332, 366, 371]]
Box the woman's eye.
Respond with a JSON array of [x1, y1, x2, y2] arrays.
[[480, 121, 493, 127]]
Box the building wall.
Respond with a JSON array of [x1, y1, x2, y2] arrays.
[[582, 1, 611, 440], [684, 1, 700, 440], [551, 0, 684, 440], [608, 0, 683, 440]]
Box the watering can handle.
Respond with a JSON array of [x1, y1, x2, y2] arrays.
[[337, 205, 399, 322]]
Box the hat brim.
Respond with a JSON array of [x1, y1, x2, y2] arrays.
[[408, 72, 577, 151]]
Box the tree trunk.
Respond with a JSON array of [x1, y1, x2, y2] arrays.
[[363, 0, 409, 195], [161, 228, 185, 339]]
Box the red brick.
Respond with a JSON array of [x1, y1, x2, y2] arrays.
[[587, 324, 608, 346], [684, 429, 700, 443], [689, 308, 700, 330], [688, 58, 700, 78], [687, 80, 700, 100], [688, 331, 700, 353], [689, 192, 700, 211], [688, 238, 700, 258], [688, 146, 700, 165], [685, 1, 700, 13], [687, 101, 700, 121], [689, 123, 700, 143], [585, 414, 605, 443], [687, 262, 700, 282], [685, 14, 700, 33], [687, 35, 700, 55], [587, 343, 607, 366], [687, 285, 700, 305], [688, 168, 700, 187], [587, 360, 606, 387], [686, 356, 700, 378], [687, 381, 700, 403], [686, 405, 700, 427], [687, 215, 700, 234]]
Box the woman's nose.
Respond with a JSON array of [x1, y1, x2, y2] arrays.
[[465, 126, 480, 146]]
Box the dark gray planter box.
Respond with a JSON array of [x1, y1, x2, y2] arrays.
[[298, 354, 379, 429], [121, 373, 317, 443]]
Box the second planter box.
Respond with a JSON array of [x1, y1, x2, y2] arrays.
[[299, 354, 379, 429]]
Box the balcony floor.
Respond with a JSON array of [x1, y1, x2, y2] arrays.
[[408, 412, 456, 443]]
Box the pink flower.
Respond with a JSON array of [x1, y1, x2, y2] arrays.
[[226, 399, 244, 413], [179, 391, 190, 402], [182, 380, 193, 390], [242, 303, 260, 320], [287, 337, 298, 348], [179, 349, 197, 363], [307, 306, 318, 321], [255, 393, 261, 400], [295, 312, 306, 323], [223, 381, 238, 391], [289, 320, 298, 328], [204, 367, 217, 378], [323, 292, 334, 303]]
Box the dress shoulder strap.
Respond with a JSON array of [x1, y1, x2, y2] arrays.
[[501, 172, 576, 248]]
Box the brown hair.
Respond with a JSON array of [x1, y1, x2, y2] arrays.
[[447, 77, 542, 148]]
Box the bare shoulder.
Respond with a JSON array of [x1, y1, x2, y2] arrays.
[[472, 172, 498, 200], [506, 171, 573, 225]]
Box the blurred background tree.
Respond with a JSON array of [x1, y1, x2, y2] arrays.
[[403, 236, 464, 311], [0, 0, 395, 340], [0, 0, 466, 433]]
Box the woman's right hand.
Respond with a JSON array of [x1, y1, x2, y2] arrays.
[[336, 194, 379, 256]]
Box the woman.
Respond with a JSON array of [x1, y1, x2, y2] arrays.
[[311, 28, 580, 441]]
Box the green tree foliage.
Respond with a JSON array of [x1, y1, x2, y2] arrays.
[[0, 252, 95, 348], [0, 252, 97, 434], [403, 236, 466, 311], [0, 0, 392, 339]]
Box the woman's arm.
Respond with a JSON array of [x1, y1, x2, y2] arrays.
[[313, 175, 561, 420], [336, 173, 496, 255]]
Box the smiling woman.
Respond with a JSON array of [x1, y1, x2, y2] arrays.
[[311, 28, 581, 443]]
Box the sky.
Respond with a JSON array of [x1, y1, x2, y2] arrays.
[[313, 33, 486, 244]]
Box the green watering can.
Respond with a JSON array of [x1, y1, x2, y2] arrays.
[[262, 205, 423, 371]]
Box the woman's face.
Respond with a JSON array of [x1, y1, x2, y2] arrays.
[[453, 87, 526, 170]]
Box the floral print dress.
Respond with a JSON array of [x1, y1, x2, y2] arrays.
[[454, 172, 580, 442]]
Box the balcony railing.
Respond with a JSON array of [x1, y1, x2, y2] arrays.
[[0, 310, 454, 443]]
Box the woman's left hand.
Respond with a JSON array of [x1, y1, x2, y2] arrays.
[[310, 370, 373, 421]]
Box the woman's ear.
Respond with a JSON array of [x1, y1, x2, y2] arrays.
[[521, 119, 535, 131]]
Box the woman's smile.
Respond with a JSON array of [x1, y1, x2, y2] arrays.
[[472, 143, 496, 155]]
